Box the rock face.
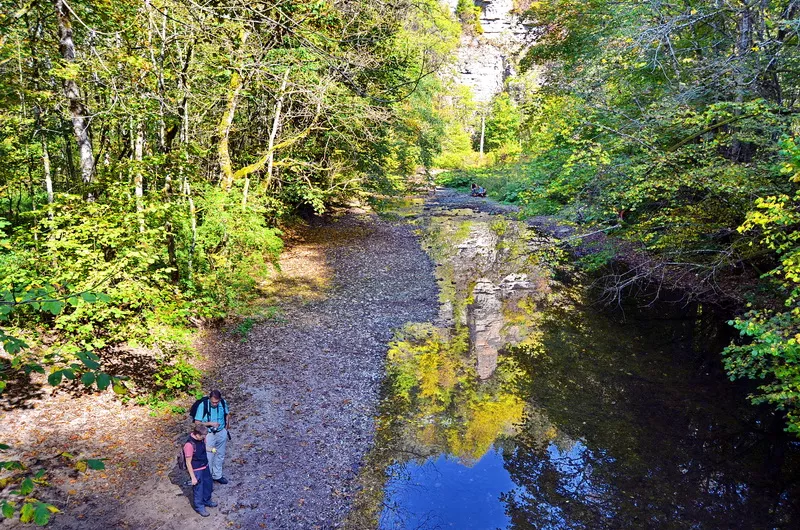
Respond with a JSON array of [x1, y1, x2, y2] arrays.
[[468, 273, 536, 379], [456, 42, 508, 103], [468, 279, 504, 378], [445, 0, 529, 103], [475, 0, 526, 37]]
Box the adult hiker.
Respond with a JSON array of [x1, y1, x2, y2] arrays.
[[193, 389, 231, 484], [183, 425, 217, 517]]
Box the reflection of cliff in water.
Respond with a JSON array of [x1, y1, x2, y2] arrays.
[[382, 324, 525, 464], [424, 212, 553, 380]]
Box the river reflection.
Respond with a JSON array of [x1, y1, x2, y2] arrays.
[[346, 197, 800, 529]]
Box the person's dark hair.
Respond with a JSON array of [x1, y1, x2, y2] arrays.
[[210, 389, 222, 400], [193, 424, 208, 436]]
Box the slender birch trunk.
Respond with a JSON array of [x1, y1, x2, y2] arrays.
[[146, 1, 167, 152], [243, 68, 291, 209], [177, 38, 193, 146], [42, 137, 54, 209], [183, 176, 197, 280], [479, 114, 486, 160], [241, 175, 251, 210], [134, 121, 145, 233], [54, 0, 95, 189], [265, 68, 290, 189]]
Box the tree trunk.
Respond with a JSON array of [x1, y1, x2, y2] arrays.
[[146, 1, 167, 153], [218, 29, 249, 191], [54, 0, 95, 189], [183, 176, 197, 280], [166, 221, 178, 283], [479, 114, 486, 159], [241, 177, 251, 210], [730, 3, 753, 162], [134, 121, 144, 233], [265, 68, 290, 191], [243, 68, 291, 210], [218, 70, 243, 191], [42, 137, 54, 213], [177, 40, 193, 146]]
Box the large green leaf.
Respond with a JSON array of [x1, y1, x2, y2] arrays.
[[33, 502, 55, 526], [76, 352, 100, 370], [41, 300, 64, 315], [48, 370, 63, 386], [96, 372, 111, 391], [19, 503, 34, 523], [86, 459, 106, 470], [17, 477, 34, 495], [80, 372, 95, 386], [80, 292, 97, 303]]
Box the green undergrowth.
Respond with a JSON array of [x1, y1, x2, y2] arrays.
[[0, 186, 284, 407], [436, 153, 605, 221]]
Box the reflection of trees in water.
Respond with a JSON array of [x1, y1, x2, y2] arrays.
[[346, 211, 554, 529], [500, 305, 800, 529], [344, 322, 528, 529], [345, 211, 584, 529], [386, 323, 525, 463]]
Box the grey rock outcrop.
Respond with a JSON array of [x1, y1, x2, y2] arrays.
[[468, 279, 504, 378], [445, 0, 530, 103]]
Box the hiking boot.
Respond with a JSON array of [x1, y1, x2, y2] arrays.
[[214, 477, 229, 484], [205, 501, 218, 508], [195, 508, 210, 517]]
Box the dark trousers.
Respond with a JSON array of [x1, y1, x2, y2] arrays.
[[192, 467, 213, 511]]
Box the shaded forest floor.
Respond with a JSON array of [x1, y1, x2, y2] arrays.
[[1, 202, 439, 529]]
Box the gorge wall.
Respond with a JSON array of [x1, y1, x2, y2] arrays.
[[444, 0, 530, 103]]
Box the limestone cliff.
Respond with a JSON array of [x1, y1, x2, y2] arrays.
[[444, 0, 530, 103]]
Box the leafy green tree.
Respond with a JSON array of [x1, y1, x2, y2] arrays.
[[483, 93, 521, 153], [432, 0, 800, 430], [724, 137, 800, 432], [456, 0, 483, 35], [0, 0, 458, 389]]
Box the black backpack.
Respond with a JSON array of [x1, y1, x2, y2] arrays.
[[176, 436, 192, 471], [188, 396, 227, 421]]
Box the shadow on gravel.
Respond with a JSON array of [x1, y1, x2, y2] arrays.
[[0, 370, 45, 410]]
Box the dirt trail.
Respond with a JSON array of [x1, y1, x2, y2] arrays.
[[2, 205, 438, 530]]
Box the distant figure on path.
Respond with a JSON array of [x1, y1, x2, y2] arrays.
[[471, 183, 486, 197], [183, 425, 217, 517], [193, 389, 231, 484]]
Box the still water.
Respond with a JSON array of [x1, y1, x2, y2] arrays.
[[347, 194, 800, 529]]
